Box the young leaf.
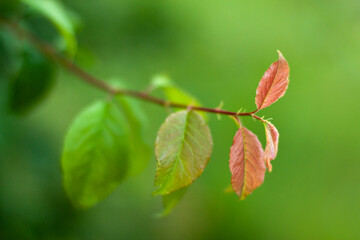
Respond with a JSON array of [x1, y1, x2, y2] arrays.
[[21, 0, 77, 56], [156, 187, 188, 217], [255, 51, 290, 110], [61, 100, 129, 208], [115, 95, 151, 177], [151, 74, 206, 119], [7, 44, 55, 115], [229, 126, 265, 199], [151, 74, 201, 106], [153, 110, 213, 195], [263, 121, 279, 172]]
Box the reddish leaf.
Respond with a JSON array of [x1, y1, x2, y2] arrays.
[[255, 51, 290, 110], [263, 121, 279, 172], [229, 126, 266, 199]]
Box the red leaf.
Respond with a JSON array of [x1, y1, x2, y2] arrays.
[[255, 51, 290, 110], [263, 121, 279, 172], [229, 126, 266, 199]]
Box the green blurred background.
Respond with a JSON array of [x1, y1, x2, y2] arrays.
[[1, 0, 360, 239]]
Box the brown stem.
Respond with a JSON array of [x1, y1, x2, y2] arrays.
[[1, 18, 261, 118]]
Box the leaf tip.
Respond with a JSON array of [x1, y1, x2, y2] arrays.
[[277, 50, 285, 60]]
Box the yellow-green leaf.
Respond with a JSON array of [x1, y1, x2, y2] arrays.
[[151, 74, 206, 119], [153, 110, 213, 195]]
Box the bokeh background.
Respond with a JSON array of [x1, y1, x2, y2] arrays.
[[1, 0, 360, 239]]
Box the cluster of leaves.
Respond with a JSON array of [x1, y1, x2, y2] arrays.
[[61, 53, 289, 215], [62, 76, 210, 216], [230, 52, 289, 199], [1, 1, 290, 216]]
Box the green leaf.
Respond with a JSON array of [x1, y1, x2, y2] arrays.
[[109, 79, 151, 176], [151, 74, 201, 106], [115, 95, 151, 176], [7, 44, 55, 115], [61, 100, 130, 208], [151, 74, 206, 119], [21, 0, 77, 56], [153, 110, 213, 195], [156, 187, 188, 217]]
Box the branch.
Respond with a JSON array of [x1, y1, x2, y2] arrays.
[[1, 18, 260, 118]]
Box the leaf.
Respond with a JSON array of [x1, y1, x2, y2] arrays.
[[7, 44, 55, 115], [153, 110, 213, 195], [229, 126, 265, 199], [109, 79, 151, 176], [151, 74, 206, 119], [151, 74, 201, 106], [61, 100, 130, 208], [255, 51, 290, 110], [21, 0, 77, 56], [263, 121, 279, 172], [156, 187, 188, 217], [115, 95, 151, 177]]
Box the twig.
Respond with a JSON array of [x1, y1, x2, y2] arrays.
[[1, 18, 262, 118]]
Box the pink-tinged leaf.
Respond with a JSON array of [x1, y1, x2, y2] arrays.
[[255, 51, 290, 110], [229, 126, 266, 199], [263, 121, 279, 172]]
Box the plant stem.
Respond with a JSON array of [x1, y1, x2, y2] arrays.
[[1, 18, 261, 118]]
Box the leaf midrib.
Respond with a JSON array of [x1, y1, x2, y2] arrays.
[[67, 102, 116, 202], [259, 60, 282, 109], [240, 127, 247, 199], [160, 111, 191, 193]]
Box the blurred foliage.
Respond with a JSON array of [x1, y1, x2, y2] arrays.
[[158, 186, 188, 218], [0, 0, 20, 16], [0, 31, 18, 81], [1, 0, 360, 239], [21, 0, 77, 56], [115, 93, 151, 177], [7, 44, 55, 115], [62, 100, 130, 208]]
